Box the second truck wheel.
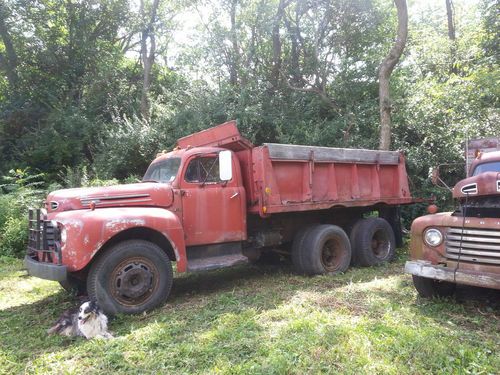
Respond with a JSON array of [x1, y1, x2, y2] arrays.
[[412, 275, 456, 298]]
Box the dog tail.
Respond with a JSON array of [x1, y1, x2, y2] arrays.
[[47, 324, 61, 335]]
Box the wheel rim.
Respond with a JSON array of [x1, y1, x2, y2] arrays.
[[321, 238, 343, 272], [110, 256, 159, 307], [371, 229, 390, 259]]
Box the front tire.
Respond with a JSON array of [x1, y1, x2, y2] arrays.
[[87, 240, 173, 315], [412, 275, 456, 298], [59, 274, 87, 296], [293, 224, 351, 275]]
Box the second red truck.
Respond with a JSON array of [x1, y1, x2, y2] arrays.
[[25, 121, 417, 314]]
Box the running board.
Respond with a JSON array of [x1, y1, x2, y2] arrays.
[[186, 254, 248, 272], [186, 242, 248, 272]]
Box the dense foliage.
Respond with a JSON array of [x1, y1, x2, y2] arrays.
[[0, 0, 498, 255]]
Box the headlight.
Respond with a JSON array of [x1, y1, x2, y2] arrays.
[[60, 226, 67, 244], [424, 228, 443, 247]]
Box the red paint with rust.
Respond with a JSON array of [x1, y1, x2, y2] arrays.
[[453, 172, 500, 199], [407, 150, 500, 290], [53, 207, 186, 272], [33, 120, 416, 277]]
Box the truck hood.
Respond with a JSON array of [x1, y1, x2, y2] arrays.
[[453, 171, 500, 199], [45, 183, 174, 213]]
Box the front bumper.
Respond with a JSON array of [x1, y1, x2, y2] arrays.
[[405, 260, 500, 290], [24, 255, 67, 282]]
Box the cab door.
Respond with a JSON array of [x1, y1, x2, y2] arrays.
[[180, 152, 246, 246]]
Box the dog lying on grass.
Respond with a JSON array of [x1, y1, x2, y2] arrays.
[[47, 301, 113, 339]]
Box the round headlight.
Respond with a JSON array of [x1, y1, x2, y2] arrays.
[[424, 228, 443, 247], [60, 227, 67, 244]]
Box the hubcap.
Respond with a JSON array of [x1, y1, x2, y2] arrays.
[[371, 229, 390, 259], [110, 257, 159, 306], [321, 239, 343, 271]]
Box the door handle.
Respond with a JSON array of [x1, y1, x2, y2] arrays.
[[230, 192, 239, 199]]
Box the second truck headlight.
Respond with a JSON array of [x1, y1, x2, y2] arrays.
[[424, 228, 443, 247]]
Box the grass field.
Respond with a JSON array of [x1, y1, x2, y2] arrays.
[[0, 250, 499, 374]]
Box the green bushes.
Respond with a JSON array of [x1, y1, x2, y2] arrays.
[[0, 185, 46, 258], [1, 216, 28, 258], [0, 168, 133, 258]]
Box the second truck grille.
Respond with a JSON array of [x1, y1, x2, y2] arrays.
[[445, 227, 500, 265]]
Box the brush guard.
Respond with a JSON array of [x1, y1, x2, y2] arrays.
[[24, 208, 67, 281]]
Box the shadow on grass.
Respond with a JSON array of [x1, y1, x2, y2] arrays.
[[0, 289, 89, 368], [455, 284, 500, 308], [393, 276, 500, 337], [1, 258, 498, 372], [1, 260, 406, 327]]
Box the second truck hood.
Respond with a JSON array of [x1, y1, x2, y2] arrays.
[[453, 171, 500, 199], [46, 183, 174, 212]]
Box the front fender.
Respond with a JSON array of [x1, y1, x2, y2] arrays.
[[49, 207, 187, 273], [409, 212, 452, 264]]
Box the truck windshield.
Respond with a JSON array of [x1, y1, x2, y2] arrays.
[[472, 161, 500, 176], [143, 158, 181, 183]]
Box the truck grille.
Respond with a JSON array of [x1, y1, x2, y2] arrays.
[[445, 227, 500, 265], [27, 208, 61, 264]]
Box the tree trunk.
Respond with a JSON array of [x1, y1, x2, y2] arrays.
[[284, 15, 300, 84], [445, 0, 456, 41], [445, 0, 458, 74], [270, 0, 287, 90], [140, 0, 160, 121], [378, 0, 408, 151], [0, 4, 18, 89], [228, 0, 238, 88]]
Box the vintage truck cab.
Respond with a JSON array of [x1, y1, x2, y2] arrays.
[[405, 151, 500, 296]]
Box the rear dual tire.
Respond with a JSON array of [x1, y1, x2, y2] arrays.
[[350, 217, 396, 267], [292, 224, 351, 275]]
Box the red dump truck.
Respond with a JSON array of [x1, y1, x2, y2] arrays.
[[25, 121, 416, 314], [405, 141, 500, 297]]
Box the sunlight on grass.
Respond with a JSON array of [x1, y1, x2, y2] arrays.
[[0, 255, 499, 374], [0, 266, 60, 310]]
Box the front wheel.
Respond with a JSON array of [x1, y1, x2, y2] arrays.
[[412, 275, 456, 298], [87, 240, 173, 315], [59, 274, 87, 296]]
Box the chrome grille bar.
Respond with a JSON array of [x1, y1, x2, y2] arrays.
[[446, 227, 500, 266]]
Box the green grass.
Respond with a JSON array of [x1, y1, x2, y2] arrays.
[[0, 251, 499, 374]]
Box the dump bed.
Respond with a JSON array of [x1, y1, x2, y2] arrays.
[[248, 142, 414, 216], [176, 121, 415, 216]]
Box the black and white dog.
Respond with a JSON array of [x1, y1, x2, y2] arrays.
[[47, 301, 113, 339]]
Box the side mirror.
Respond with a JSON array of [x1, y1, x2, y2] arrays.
[[219, 150, 233, 181], [429, 164, 454, 192]]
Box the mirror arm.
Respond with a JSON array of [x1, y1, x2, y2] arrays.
[[436, 177, 453, 192]]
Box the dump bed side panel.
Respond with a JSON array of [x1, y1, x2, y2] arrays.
[[249, 143, 413, 216]]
